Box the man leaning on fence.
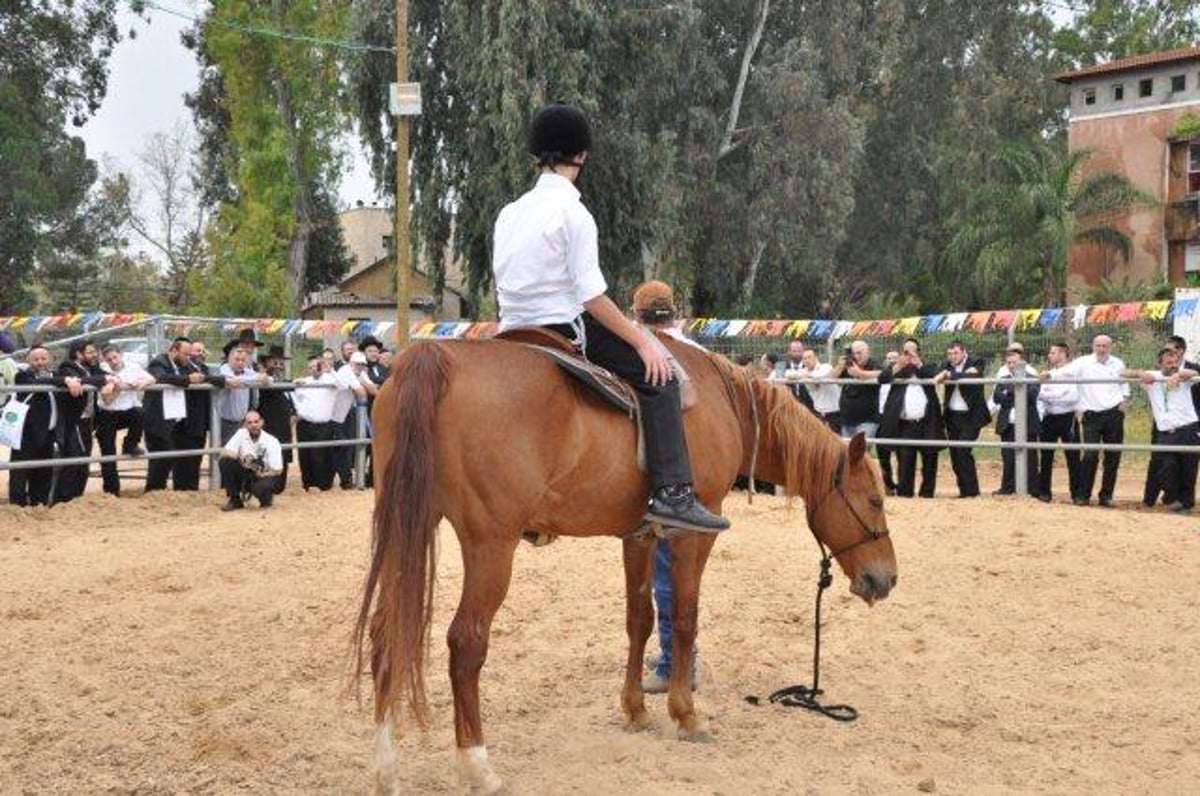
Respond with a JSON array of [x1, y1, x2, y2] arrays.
[[1042, 334, 1128, 507], [218, 409, 284, 511], [7, 346, 107, 507], [1037, 342, 1082, 503], [54, 340, 109, 502], [293, 354, 337, 491], [143, 337, 212, 492], [1130, 347, 1199, 514], [95, 344, 153, 496]]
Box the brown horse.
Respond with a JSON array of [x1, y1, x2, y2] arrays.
[[354, 335, 897, 794]]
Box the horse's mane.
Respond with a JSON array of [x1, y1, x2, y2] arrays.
[[684, 344, 849, 503]]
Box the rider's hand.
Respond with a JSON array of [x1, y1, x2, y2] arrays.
[[635, 340, 673, 387]]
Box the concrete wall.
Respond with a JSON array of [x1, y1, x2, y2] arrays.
[[1068, 63, 1200, 118], [338, 207, 393, 271]]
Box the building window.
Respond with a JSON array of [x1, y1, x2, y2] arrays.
[[1189, 142, 1200, 193], [1140, 78, 1154, 97], [1083, 88, 1096, 105], [1172, 74, 1186, 92], [382, 234, 393, 252], [1112, 83, 1124, 101]]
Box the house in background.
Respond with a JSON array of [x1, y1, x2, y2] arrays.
[[1057, 46, 1200, 295], [301, 204, 468, 342]]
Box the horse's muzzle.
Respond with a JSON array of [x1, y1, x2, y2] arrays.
[[851, 566, 897, 604]]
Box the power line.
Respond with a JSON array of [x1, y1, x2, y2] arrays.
[[142, 0, 396, 55]]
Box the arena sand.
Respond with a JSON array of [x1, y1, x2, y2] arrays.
[[0, 462, 1197, 795]]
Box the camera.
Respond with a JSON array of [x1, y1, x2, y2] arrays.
[[842, 346, 853, 360]]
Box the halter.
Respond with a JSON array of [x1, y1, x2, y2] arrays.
[[809, 450, 890, 561]]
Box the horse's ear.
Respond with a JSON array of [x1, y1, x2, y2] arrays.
[[848, 431, 867, 465]]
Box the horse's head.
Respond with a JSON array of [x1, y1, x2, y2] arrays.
[[805, 432, 897, 605]]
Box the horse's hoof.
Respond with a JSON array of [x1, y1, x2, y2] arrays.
[[676, 726, 713, 744], [624, 711, 655, 733]]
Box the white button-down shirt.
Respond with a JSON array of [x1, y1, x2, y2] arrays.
[[293, 373, 338, 424], [795, 363, 841, 414], [100, 361, 151, 412], [493, 174, 608, 331], [1038, 364, 1079, 417], [1054, 354, 1129, 412], [1144, 372, 1200, 432], [222, 428, 284, 472]]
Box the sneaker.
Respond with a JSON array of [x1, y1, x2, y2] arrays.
[[1098, 496, 1115, 508], [1072, 497, 1090, 506], [1036, 493, 1052, 503], [1165, 501, 1184, 511], [642, 670, 669, 694], [646, 485, 730, 533], [1171, 505, 1192, 515], [220, 498, 244, 512]]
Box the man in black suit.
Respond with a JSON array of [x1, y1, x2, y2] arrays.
[[878, 338, 945, 498], [934, 341, 991, 498], [54, 340, 109, 502], [144, 337, 212, 491], [8, 346, 107, 506], [256, 345, 295, 493], [992, 343, 1041, 496]]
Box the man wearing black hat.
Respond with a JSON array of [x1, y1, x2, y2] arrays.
[[256, 344, 295, 493], [216, 340, 268, 445], [54, 339, 110, 502], [491, 103, 727, 533], [144, 336, 212, 491]]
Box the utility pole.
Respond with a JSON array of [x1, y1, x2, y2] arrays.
[[393, 0, 413, 347]]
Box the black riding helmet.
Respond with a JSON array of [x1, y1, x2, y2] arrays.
[[528, 103, 591, 167]]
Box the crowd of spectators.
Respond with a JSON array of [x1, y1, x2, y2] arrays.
[[0, 330, 389, 509], [744, 333, 1200, 513]]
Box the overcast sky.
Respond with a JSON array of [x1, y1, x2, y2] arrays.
[[76, 2, 381, 216]]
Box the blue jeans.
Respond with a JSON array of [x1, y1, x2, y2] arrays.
[[652, 542, 697, 678]]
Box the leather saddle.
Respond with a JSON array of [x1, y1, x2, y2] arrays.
[[494, 328, 637, 417]]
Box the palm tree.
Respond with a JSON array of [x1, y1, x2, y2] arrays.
[[945, 142, 1155, 307]]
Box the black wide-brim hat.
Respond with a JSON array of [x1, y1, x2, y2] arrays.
[[358, 335, 384, 352], [264, 344, 291, 360], [529, 104, 592, 162]]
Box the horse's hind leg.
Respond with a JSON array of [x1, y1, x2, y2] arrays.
[[667, 533, 716, 742], [621, 534, 658, 730], [448, 536, 519, 795]]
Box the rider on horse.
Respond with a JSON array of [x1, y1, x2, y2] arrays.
[[492, 103, 729, 533]]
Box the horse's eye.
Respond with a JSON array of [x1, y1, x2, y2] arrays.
[[869, 496, 884, 508]]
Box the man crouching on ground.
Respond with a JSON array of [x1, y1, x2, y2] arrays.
[[219, 409, 284, 511]]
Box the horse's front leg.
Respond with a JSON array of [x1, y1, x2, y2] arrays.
[[621, 533, 658, 730], [667, 533, 716, 742], [448, 536, 519, 794]]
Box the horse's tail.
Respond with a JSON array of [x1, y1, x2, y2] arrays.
[[352, 341, 449, 728]]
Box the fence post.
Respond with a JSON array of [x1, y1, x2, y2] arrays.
[[209, 388, 222, 492], [354, 402, 368, 490], [1014, 378, 1028, 496]]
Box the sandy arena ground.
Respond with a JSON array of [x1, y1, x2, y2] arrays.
[[0, 461, 1197, 795]]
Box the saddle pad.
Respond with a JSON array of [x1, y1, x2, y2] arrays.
[[522, 344, 637, 416]]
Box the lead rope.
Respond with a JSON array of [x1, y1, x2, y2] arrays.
[[744, 536, 859, 721]]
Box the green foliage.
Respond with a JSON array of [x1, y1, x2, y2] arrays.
[[1053, 0, 1200, 67], [1084, 274, 1177, 304], [184, 1, 351, 315], [0, 1, 138, 313], [946, 143, 1156, 308], [1171, 112, 1200, 140]]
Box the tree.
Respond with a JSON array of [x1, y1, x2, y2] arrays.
[[104, 124, 210, 310], [1053, 0, 1200, 67], [945, 143, 1156, 308], [0, 1, 141, 312], [184, 1, 352, 315]]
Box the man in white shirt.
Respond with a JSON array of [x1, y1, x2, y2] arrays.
[[491, 103, 727, 533], [1132, 347, 1200, 513], [331, 351, 369, 489], [1042, 334, 1129, 506], [1036, 342, 1082, 503], [96, 344, 154, 495], [292, 353, 338, 490], [795, 348, 841, 431], [218, 409, 284, 510]]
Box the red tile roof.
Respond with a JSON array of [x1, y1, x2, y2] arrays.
[[1056, 46, 1200, 83]]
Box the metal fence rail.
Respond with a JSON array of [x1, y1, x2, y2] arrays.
[[2, 374, 1196, 502]]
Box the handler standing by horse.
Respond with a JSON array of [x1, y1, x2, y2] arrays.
[[492, 103, 728, 533]]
